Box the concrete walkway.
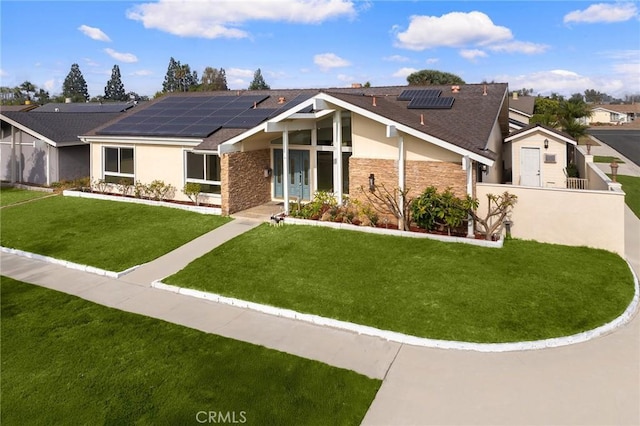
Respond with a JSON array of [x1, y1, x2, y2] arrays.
[[587, 134, 640, 177], [2, 162, 640, 424]]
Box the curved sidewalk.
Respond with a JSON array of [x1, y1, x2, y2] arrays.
[[2, 208, 640, 424]]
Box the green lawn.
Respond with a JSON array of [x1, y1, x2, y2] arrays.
[[614, 174, 640, 219], [1, 277, 379, 425], [0, 196, 231, 272], [0, 187, 52, 206], [165, 225, 635, 343], [594, 155, 625, 164]]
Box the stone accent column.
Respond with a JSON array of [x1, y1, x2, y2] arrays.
[[222, 149, 272, 215]]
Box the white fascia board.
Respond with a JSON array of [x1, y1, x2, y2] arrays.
[[508, 107, 533, 118], [79, 135, 202, 146], [0, 115, 57, 147], [314, 92, 495, 166], [505, 127, 577, 146], [289, 110, 334, 120], [265, 119, 316, 133], [590, 106, 619, 114]]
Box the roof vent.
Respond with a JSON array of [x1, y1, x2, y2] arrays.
[[483, 85, 488, 96], [54, 108, 59, 112], [351, 83, 362, 88], [372, 96, 377, 107], [65, 97, 72, 103], [451, 85, 460, 93], [278, 97, 286, 104], [513, 92, 518, 100], [420, 113, 425, 125]]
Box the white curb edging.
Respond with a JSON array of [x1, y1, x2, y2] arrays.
[[62, 190, 222, 215], [152, 261, 639, 353], [0, 246, 136, 279], [282, 217, 503, 248]]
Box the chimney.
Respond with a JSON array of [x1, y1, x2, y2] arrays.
[[513, 92, 518, 100], [65, 97, 72, 103], [372, 96, 377, 107], [482, 85, 487, 96], [351, 83, 362, 88]]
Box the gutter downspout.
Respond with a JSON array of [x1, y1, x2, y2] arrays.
[[282, 124, 289, 214]]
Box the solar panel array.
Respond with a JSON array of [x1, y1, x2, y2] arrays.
[[98, 95, 276, 137], [397, 89, 455, 110], [397, 89, 442, 101]]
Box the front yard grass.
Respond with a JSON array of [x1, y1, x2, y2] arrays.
[[613, 174, 640, 219], [0, 187, 52, 206], [165, 225, 635, 344], [1, 277, 379, 425], [594, 155, 625, 164], [0, 195, 231, 272]]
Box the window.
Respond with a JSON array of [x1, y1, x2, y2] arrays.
[[186, 152, 221, 194], [270, 130, 311, 145], [103, 147, 134, 184]]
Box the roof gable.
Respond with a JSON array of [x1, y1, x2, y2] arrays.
[[505, 123, 576, 145]]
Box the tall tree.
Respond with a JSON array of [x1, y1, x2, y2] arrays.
[[34, 88, 50, 105], [407, 69, 465, 86], [163, 58, 198, 93], [104, 65, 127, 101], [248, 68, 270, 90], [62, 63, 90, 102], [199, 67, 228, 91], [20, 81, 36, 101]]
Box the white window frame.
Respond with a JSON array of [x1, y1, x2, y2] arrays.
[[103, 146, 134, 183], [184, 150, 222, 196]]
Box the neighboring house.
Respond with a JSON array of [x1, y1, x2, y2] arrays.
[[508, 93, 535, 132], [503, 123, 577, 188], [585, 104, 640, 125], [0, 110, 124, 185], [81, 84, 510, 224]]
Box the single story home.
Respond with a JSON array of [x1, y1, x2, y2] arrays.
[[0, 107, 129, 185], [81, 84, 511, 231], [585, 104, 640, 125]]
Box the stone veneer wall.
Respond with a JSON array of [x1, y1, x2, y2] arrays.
[[221, 149, 271, 215], [349, 157, 471, 222]]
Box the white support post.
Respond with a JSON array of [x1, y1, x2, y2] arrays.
[[18, 131, 23, 183], [282, 125, 290, 214], [398, 135, 405, 230], [333, 111, 343, 204], [10, 126, 16, 183], [464, 156, 474, 238]]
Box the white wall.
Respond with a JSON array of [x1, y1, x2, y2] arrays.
[[509, 130, 569, 188], [477, 183, 625, 255]]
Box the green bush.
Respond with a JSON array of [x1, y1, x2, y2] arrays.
[[183, 183, 202, 205], [411, 186, 474, 235]]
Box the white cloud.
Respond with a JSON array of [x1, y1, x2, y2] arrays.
[[459, 49, 487, 62], [43, 79, 55, 91], [564, 3, 637, 24], [425, 58, 439, 64], [314, 53, 350, 71], [130, 70, 153, 76], [84, 58, 100, 67], [0, 69, 7, 77], [78, 24, 111, 42], [488, 41, 549, 55], [337, 74, 354, 83], [127, 0, 356, 39], [395, 11, 512, 51], [392, 67, 418, 78], [383, 55, 410, 62], [104, 48, 138, 63], [494, 69, 635, 97], [226, 68, 254, 79]]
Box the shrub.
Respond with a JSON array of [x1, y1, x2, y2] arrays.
[[183, 183, 202, 206], [147, 180, 175, 201], [92, 179, 110, 194], [411, 186, 475, 235], [117, 179, 133, 197]]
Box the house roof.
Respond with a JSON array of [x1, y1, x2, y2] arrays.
[[0, 104, 39, 112], [590, 104, 640, 114], [34, 102, 136, 113], [509, 96, 535, 116], [84, 84, 508, 161], [505, 123, 577, 145], [1, 111, 123, 147]]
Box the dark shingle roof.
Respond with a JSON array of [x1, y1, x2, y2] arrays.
[[509, 96, 535, 115], [1, 112, 123, 145], [34, 102, 135, 113]]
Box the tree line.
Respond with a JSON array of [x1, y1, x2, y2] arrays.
[[0, 58, 270, 106]]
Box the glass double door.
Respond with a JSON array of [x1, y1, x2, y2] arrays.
[[274, 149, 310, 201]]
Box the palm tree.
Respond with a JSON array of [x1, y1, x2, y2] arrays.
[[20, 81, 36, 101]]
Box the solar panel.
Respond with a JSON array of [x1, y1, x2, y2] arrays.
[[177, 125, 222, 137], [223, 116, 268, 128], [407, 96, 455, 109], [397, 89, 442, 101]]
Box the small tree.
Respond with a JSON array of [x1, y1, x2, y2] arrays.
[[62, 63, 90, 102], [183, 182, 202, 205], [360, 183, 413, 231], [104, 65, 127, 101], [469, 192, 518, 241], [248, 68, 270, 90]]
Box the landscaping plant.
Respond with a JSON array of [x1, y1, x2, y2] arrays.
[[469, 191, 518, 241]]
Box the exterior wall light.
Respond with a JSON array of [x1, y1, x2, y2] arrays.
[[481, 164, 488, 173], [263, 167, 272, 178], [368, 173, 375, 192], [544, 139, 549, 149]]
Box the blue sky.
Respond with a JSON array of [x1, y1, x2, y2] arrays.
[[1, 1, 639, 98]]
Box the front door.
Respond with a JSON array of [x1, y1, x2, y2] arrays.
[[273, 149, 310, 201], [520, 147, 541, 186]]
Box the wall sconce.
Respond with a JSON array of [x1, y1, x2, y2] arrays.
[[481, 164, 488, 174], [610, 160, 619, 182], [544, 139, 549, 149], [368, 173, 375, 192], [263, 167, 272, 178]]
